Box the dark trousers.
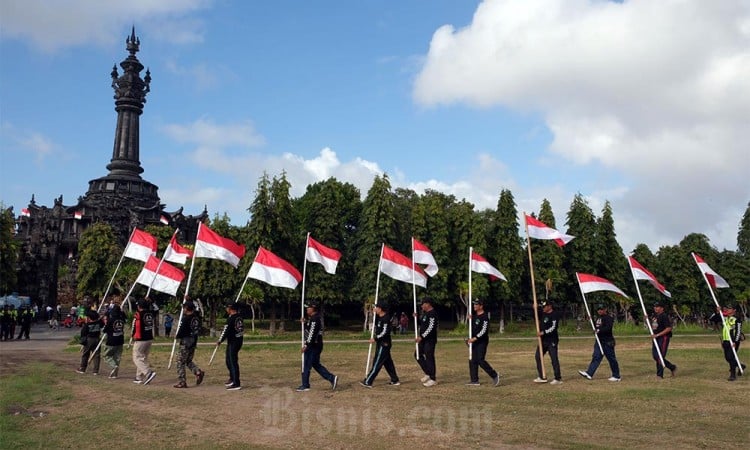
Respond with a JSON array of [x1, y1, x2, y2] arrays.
[[365, 343, 399, 385], [722, 340, 742, 371], [225, 341, 242, 386], [535, 340, 561, 380], [80, 337, 101, 373], [586, 339, 620, 378], [301, 344, 335, 388], [415, 339, 437, 380], [652, 336, 676, 377], [469, 339, 497, 382], [17, 324, 31, 339]]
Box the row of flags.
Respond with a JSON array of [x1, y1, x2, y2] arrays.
[[112, 215, 732, 303]]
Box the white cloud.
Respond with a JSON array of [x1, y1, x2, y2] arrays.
[[413, 0, 750, 251], [1, 122, 56, 163], [0, 0, 211, 52], [161, 118, 265, 148]]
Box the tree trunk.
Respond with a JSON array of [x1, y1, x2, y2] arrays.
[[498, 301, 505, 334], [269, 302, 277, 336]]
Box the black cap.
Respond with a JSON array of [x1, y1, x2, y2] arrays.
[[420, 298, 434, 306], [654, 301, 665, 308], [137, 300, 148, 309], [304, 301, 319, 309], [374, 302, 389, 311], [183, 302, 195, 311], [596, 304, 607, 310], [540, 301, 550, 307], [472, 298, 484, 306], [226, 302, 241, 311]]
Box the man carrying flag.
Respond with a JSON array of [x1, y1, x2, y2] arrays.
[[647, 301, 677, 379], [416, 298, 439, 387], [297, 302, 338, 392], [173, 301, 205, 389], [718, 304, 745, 381], [465, 299, 500, 387], [217, 302, 244, 391], [534, 301, 562, 385], [578, 304, 621, 382], [360, 302, 400, 388]]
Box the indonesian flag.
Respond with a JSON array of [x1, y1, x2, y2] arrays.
[[135, 255, 186, 296], [412, 238, 439, 277], [74, 211, 83, 220], [470, 251, 507, 281], [525, 214, 574, 247], [692, 253, 730, 288], [577, 273, 628, 297], [123, 229, 158, 262], [164, 234, 193, 265], [247, 246, 302, 289], [628, 256, 671, 297], [21, 208, 31, 217], [194, 223, 246, 268], [306, 236, 341, 275], [381, 245, 427, 288], [159, 215, 169, 225]]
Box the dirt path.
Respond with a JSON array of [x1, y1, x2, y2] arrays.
[[0, 323, 75, 376]]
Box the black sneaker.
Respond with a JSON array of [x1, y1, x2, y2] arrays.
[[331, 375, 338, 391], [359, 381, 373, 389], [109, 367, 119, 378], [143, 371, 156, 385], [669, 365, 677, 377], [295, 385, 310, 392], [76, 369, 85, 374], [225, 378, 233, 386], [388, 381, 401, 386], [196, 370, 205, 386], [226, 384, 241, 391]]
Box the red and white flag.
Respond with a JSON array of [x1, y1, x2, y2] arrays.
[[247, 246, 302, 289], [692, 253, 729, 288], [21, 208, 31, 217], [470, 251, 507, 281], [525, 214, 574, 247], [412, 238, 439, 277], [628, 256, 671, 297], [306, 236, 341, 275], [135, 255, 186, 296], [164, 233, 193, 265], [381, 245, 427, 287], [159, 215, 169, 225], [194, 223, 246, 268], [74, 210, 83, 220], [123, 228, 158, 262], [577, 273, 628, 297]]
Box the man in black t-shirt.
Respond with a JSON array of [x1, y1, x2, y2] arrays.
[[647, 301, 677, 378], [466, 299, 500, 387], [217, 302, 244, 391], [361, 302, 400, 387], [534, 301, 562, 384], [416, 298, 439, 387], [174, 302, 205, 388], [578, 304, 621, 381], [297, 302, 338, 392]]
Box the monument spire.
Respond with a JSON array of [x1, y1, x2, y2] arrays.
[[107, 26, 151, 177]]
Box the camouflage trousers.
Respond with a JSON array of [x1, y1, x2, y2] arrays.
[[177, 344, 200, 382]]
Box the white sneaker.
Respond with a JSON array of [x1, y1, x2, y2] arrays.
[[533, 377, 548, 383], [550, 379, 563, 385], [578, 370, 592, 380], [420, 375, 430, 383], [423, 379, 437, 387], [608, 377, 621, 382]]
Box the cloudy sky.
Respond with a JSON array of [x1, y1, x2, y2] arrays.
[[1, 0, 748, 253]]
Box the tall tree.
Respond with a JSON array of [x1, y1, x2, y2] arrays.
[[351, 174, 396, 310], [447, 199, 483, 323], [487, 189, 523, 330], [76, 223, 121, 300], [737, 202, 750, 256], [596, 201, 627, 289], [0, 206, 18, 294], [529, 199, 566, 305], [563, 193, 598, 307], [412, 190, 454, 306]]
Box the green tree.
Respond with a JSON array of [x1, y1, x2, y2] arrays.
[[447, 199, 483, 323], [76, 223, 121, 301], [563, 193, 598, 307], [0, 206, 18, 294], [411, 190, 454, 307], [528, 200, 565, 306], [595, 201, 629, 315], [737, 202, 750, 256], [487, 189, 523, 330]]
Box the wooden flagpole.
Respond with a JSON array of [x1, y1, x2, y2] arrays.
[[365, 244, 384, 377], [524, 212, 546, 380]]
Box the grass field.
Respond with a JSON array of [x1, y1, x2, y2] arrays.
[[1, 333, 748, 449]]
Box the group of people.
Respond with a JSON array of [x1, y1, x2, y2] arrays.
[[0, 304, 33, 341], [71, 295, 745, 391]]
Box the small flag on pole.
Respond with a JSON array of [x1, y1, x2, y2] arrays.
[[164, 234, 193, 265], [525, 214, 574, 247], [74, 210, 83, 220], [194, 223, 246, 268], [21, 208, 31, 217], [247, 246, 302, 289], [628, 256, 671, 297], [470, 251, 507, 281], [577, 273, 628, 297], [306, 236, 341, 275], [381, 245, 427, 287], [412, 238, 439, 277], [692, 253, 730, 288], [135, 256, 186, 296], [123, 229, 158, 262], [160, 215, 169, 225]]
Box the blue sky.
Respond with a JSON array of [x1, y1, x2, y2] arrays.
[[1, 0, 748, 253]]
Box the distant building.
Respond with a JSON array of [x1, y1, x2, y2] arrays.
[[14, 28, 206, 307]]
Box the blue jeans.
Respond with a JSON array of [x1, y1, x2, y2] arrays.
[[586, 339, 620, 378], [301, 344, 334, 388]]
